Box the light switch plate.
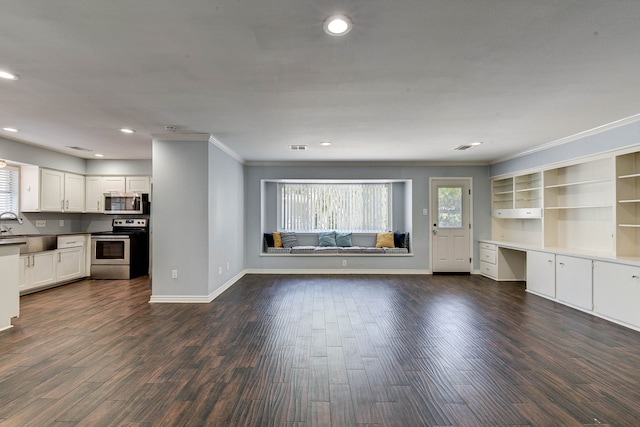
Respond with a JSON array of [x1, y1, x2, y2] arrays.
[[36, 220, 46, 228]]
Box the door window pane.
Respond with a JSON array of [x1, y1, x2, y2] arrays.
[[438, 186, 462, 228]]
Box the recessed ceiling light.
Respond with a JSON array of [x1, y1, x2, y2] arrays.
[[3, 127, 18, 132], [94, 153, 104, 158], [320, 141, 332, 146], [120, 128, 135, 134], [324, 15, 352, 36], [0, 70, 19, 80], [470, 141, 483, 146]]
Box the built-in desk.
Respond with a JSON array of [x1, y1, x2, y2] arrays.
[[479, 241, 527, 281]]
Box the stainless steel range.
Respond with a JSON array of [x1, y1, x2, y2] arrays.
[[91, 218, 149, 279]]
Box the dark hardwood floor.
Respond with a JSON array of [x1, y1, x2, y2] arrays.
[[1, 274, 640, 426]]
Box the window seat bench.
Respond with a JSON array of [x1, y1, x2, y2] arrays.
[[262, 232, 411, 256]]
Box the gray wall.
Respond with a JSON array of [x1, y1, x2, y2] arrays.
[[0, 137, 85, 174], [490, 120, 640, 177], [245, 163, 491, 272], [151, 136, 245, 299], [85, 159, 152, 176], [208, 141, 244, 295]]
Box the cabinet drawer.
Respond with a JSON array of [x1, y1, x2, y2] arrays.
[[480, 248, 497, 264], [479, 242, 496, 251], [480, 261, 497, 279], [57, 235, 85, 249]]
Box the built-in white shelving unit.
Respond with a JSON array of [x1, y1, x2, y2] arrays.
[[616, 151, 640, 257]]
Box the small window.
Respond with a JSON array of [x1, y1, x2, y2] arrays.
[[0, 166, 19, 213], [437, 186, 463, 228]]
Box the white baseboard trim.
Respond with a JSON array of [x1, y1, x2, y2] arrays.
[[245, 268, 432, 275], [149, 270, 247, 303]]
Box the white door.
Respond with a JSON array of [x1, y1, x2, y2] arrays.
[[431, 178, 472, 273]]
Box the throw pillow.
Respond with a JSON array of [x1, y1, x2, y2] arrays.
[[273, 231, 283, 248], [281, 232, 298, 248], [375, 232, 395, 248], [318, 231, 337, 247], [393, 231, 406, 248], [264, 233, 275, 247], [335, 232, 352, 247]]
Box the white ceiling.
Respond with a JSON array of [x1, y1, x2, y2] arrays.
[[1, 0, 640, 163]]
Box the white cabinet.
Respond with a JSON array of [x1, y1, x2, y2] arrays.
[[593, 261, 640, 329], [85, 176, 104, 213], [22, 167, 85, 212], [40, 169, 65, 211], [20, 251, 57, 292], [126, 176, 150, 194], [56, 235, 86, 282], [479, 243, 497, 279], [64, 172, 85, 212], [56, 247, 84, 282], [102, 176, 126, 193], [556, 255, 593, 311], [526, 251, 555, 297]]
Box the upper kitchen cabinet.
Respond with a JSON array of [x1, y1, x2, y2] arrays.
[[126, 176, 150, 194], [21, 166, 85, 213]]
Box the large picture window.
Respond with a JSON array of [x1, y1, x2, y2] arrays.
[[278, 181, 391, 232], [0, 166, 19, 213]]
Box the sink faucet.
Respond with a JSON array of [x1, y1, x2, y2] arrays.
[[0, 211, 24, 234]]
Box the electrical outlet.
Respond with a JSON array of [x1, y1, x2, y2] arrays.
[[36, 220, 46, 228], [342, 259, 347, 267], [59, 220, 65, 227], [226, 262, 230, 270], [171, 270, 178, 279], [218, 267, 223, 275]]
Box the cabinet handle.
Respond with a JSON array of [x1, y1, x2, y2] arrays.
[[66, 200, 69, 209], [58, 252, 61, 262], [632, 275, 639, 279], [30, 255, 34, 267], [548, 259, 553, 263], [61, 200, 64, 210], [97, 201, 100, 210], [559, 262, 565, 266]]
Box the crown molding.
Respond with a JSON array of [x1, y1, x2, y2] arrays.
[[491, 113, 640, 165]]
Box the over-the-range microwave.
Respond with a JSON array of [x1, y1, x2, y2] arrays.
[[103, 193, 150, 215]]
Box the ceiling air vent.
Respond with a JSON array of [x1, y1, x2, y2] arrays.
[[66, 146, 93, 152], [454, 144, 473, 151], [289, 145, 308, 151]]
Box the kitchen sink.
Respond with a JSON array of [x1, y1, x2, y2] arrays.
[[0, 234, 57, 254]]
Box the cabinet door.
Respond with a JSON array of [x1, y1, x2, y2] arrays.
[[56, 247, 84, 282], [102, 177, 126, 193], [593, 261, 640, 328], [526, 251, 555, 297], [19, 255, 30, 292], [85, 177, 104, 213], [40, 169, 64, 212], [29, 252, 57, 289], [556, 255, 593, 310], [126, 176, 150, 194], [64, 172, 85, 212]]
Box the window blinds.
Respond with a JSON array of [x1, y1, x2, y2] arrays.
[[0, 167, 19, 213], [279, 182, 390, 232]]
